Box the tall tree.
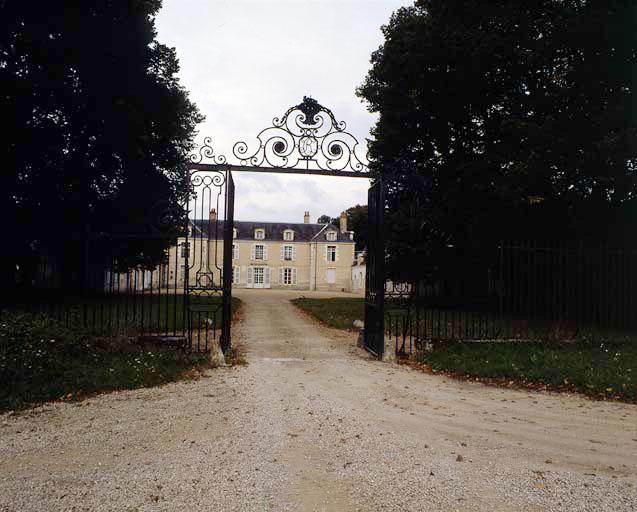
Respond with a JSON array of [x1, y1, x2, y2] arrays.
[[357, 0, 637, 279], [1, 1, 203, 287]]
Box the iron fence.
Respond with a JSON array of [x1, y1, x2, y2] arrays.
[[387, 241, 637, 355]]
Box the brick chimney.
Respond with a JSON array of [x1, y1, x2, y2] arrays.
[[339, 211, 347, 233], [209, 208, 217, 222], [304, 211, 310, 224]]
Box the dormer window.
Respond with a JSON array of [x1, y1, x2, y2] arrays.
[[254, 228, 265, 240], [326, 231, 337, 241], [283, 230, 294, 241], [233, 228, 238, 239]]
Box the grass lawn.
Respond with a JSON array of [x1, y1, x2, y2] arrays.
[[292, 297, 636, 401], [292, 298, 365, 330], [417, 340, 637, 401]]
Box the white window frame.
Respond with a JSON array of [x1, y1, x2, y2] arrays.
[[254, 228, 265, 240], [254, 244, 264, 260], [180, 264, 187, 281], [326, 245, 337, 263], [283, 230, 294, 241], [232, 266, 240, 284], [233, 228, 238, 239], [282, 244, 295, 261], [279, 267, 297, 286], [326, 231, 337, 241], [252, 243, 267, 261], [180, 242, 190, 258], [232, 244, 239, 260]]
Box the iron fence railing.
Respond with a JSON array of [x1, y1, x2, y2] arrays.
[[386, 241, 637, 355]]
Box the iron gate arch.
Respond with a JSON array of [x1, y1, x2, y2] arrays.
[[187, 96, 384, 356]]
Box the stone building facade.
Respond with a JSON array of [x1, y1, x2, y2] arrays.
[[167, 211, 356, 292]]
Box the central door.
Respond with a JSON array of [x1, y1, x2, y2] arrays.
[[253, 267, 264, 288], [247, 266, 271, 289]]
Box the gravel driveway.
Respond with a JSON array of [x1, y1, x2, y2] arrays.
[[1, 288, 636, 511]]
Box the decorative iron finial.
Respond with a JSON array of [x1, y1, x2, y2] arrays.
[[297, 96, 322, 126]]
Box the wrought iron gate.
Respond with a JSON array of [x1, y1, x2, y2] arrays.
[[184, 167, 235, 352], [6, 97, 374, 358], [364, 179, 385, 357]]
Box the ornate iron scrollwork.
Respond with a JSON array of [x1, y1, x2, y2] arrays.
[[232, 96, 369, 173], [190, 137, 227, 166]]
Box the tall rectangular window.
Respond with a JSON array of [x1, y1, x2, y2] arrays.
[[326, 245, 337, 262], [232, 266, 240, 284], [283, 245, 293, 261], [232, 244, 238, 260], [254, 244, 264, 260], [180, 264, 187, 281], [180, 242, 190, 258], [283, 267, 292, 285]]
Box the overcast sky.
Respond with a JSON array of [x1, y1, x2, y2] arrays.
[[155, 0, 409, 224]]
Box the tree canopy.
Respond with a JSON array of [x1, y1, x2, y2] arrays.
[[2, 1, 203, 287], [357, 0, 637, 278]]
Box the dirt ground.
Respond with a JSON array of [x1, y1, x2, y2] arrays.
[[1, 288, 635, 511]]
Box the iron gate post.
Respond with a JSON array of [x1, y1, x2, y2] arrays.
[[220, 169, 235, 352], [364, 179, 385, 357]]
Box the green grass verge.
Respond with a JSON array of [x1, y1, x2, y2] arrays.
[[417, 341, 636, 401], [0, 310, 234, 412], [292, 298, 365, 330], [292, 297, 636, 401]]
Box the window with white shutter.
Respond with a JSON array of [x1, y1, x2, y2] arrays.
[[280, 267, 297, 286], [254, 244, 265, 260], [232, 244, 239, 260], [264, 267, 271, 287], [326, 245, 337, 262], [232, 266, 240, 284], [247, 267, 254, 286]]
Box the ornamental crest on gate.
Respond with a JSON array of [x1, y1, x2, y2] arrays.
[[224, 96, 369, 174]]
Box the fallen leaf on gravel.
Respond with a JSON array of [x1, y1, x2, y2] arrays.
[[456, 455, 464, 462]]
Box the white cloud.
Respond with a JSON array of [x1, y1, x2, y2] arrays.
[[156, 0, 409, 223]]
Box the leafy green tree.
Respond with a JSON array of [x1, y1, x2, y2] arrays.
[[1, 1, 203, 288], [357, 0, 637, 279], [317, 214, 333, 224]]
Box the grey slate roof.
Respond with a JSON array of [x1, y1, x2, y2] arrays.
[[191, 220, 353, 243]]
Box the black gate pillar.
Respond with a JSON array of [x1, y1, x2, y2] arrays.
[[364, 179, 385, 357], [220, 169, 235, 352]]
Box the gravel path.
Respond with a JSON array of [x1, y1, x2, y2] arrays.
[[1, 288, 636, 511]]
